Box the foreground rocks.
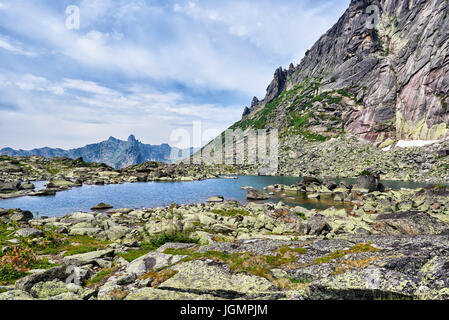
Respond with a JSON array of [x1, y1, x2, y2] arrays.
[[2, 167, 449, 301], [2, 234, 449, 300], [1, 181, 449, 300]]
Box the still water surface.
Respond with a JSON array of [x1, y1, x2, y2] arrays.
[[0, 176, 428, 217]]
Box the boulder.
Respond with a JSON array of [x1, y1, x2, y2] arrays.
[[62, 249, 115, 266], [30, 189, 57, 197], [69, 227, 102, 237], [46, 179, 76, 188], [371, 211, 449, 235], [10, 210, 34, 223], [105, 226, 130, 241], [126, 252, 187, 277], [0, 181, 21, 193], [207, 196, 224, 203], [125, 287, 216, 300], [20, 182, 35, 190], [354, 174, 380, 192], [307, 214, 331, 236], [91, 203, 114, 210], [307, 266, 416, 300], [15, 228, 45, 238], [30, 280, 70, 299], [15, 266, 68, 292], [246, 189, 270, 200], [106, 208, 133, 215], [0, 290, 35, 300], [159, 260, 277, 299], [303, 177, 321, 185]]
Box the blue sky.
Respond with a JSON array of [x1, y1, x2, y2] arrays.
[[0, 0, 349, 149]]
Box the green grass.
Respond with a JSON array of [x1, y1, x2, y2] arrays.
[[117, 232, 200, 262], [0, 224, 16, 247], [359, 170, 374, 176], [62, 246, 98, 257], [314, 243, 379, 264], [288, 277, 310, 284], [142, 232, 199, 250], [163, 245, 307, 280], [117, 248, 153, 262], [29, 258, 57, 269], [85, 268, 115, 287], [211, 209, 251, 217], [299, 130, 329, 142], [252, 97, 281, 129], [293, 212, 307, 220], [23, 232, 110, 256], [0, 266, 29, 285]]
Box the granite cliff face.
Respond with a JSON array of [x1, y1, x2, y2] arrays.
[[237, 0, 449, 145], [0, 135, 196, 169]]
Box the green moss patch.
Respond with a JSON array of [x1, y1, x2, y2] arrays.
[[314, 243, 379, 264], [163, 245, 307, 281], [211, 209, 251, 217]]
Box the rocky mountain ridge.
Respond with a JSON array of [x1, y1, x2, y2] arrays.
[[0, 135, 196, 169], [236, 0, 449, 146]]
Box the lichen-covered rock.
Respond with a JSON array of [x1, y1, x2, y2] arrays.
[[15, 228, 45, 238], [0, 290, 35, 300], [159, 260, 276, 299], [30, 280, 70, 299], [125, 287, 217, 300], [246, 189, 270, 200], [307, 266, 417, 300], [307, 214, 331, 236], [126, 252, 187, 277], [62, 249, 115, 266], [371, 211, 449, 235], [15, 266, 68, 292]]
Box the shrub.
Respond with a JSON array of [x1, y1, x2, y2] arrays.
[[359, 170, 373, 176], [1, 246, 36, 273]]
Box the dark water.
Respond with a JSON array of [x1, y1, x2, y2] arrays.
[[0, 176, 428, 217]]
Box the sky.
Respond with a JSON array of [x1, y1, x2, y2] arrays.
[[0, 0, 350, 149]]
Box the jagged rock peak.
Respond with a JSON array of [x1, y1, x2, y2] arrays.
[[264, 67, 288, 103], [251, 96, 260, 108], [128, 134, 137, 143]]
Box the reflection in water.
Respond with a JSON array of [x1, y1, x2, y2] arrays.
[[267, 190, 354, 212]]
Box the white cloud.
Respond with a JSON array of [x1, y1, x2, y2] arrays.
[[0, 0, 350, 149], [0, 71, 242, 149], [0, 36, 37, 57], [61, 79, 117, 96], [0, 0, 349, 97]]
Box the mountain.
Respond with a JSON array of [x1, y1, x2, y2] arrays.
[[0, 135, 197, 169], [231, 0, 449, 146]]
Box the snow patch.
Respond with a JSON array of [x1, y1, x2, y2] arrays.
[[396, 140, 440, 148]]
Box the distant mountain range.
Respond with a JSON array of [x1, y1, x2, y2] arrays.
[[0, 135, 197, 169]]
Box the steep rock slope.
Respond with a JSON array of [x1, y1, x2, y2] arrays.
[[234, 0, 449, 145]]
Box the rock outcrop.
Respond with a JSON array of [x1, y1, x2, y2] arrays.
[[235, 0, 449, 144]]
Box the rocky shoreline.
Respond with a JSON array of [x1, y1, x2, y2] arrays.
[[0, 155, 254, 200], [1, 172, 449, 300]]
